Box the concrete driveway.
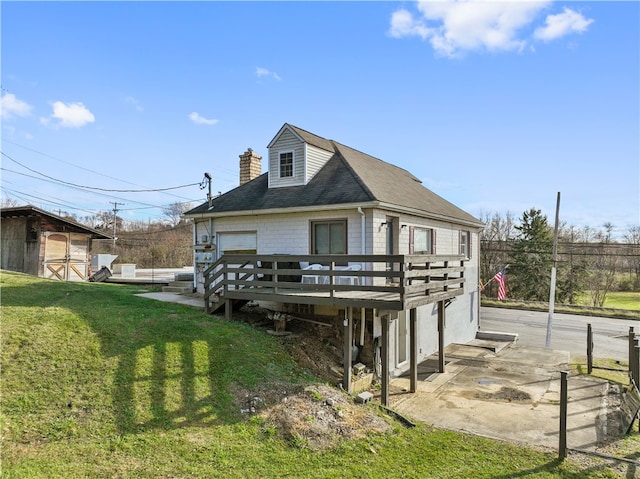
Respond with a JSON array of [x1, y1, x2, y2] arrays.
[[389, 341, 623, 452]]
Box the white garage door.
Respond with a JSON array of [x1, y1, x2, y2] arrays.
[[217, 232, 257, 256]]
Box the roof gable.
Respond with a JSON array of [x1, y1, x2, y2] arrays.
[[267, 123, 334, 153], [186, 124, 482, 226]]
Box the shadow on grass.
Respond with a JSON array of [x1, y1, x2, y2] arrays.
[[1, 276, 301, 435]]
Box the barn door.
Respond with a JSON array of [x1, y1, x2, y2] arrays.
[[43, 232, 90, 281]]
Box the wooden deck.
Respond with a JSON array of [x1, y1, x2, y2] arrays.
[[203, 254, 466, 314]]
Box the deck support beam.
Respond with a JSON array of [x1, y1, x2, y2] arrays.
[[342, 307, 353, 392], [438, 300, 445, 373], [381, 314, 390, 406], [409, 308, 418, 393]]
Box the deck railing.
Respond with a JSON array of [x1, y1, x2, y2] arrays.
[[203, 254, 466, 313]]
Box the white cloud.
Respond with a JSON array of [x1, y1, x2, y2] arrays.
[[389, 9, 431, 40], [256, 67, 281, 81], [534, 7, 594, 41], [189, 112, 219, 126], [41, 101, 95, 128], [125, 96, 144, 112], [1, 93, 33, 119], [389, 1, 592, 57]]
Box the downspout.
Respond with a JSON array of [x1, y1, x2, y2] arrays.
[[192, 220, 197, 290], [357, 207, 365, 257], [358, 207, 366, 346]]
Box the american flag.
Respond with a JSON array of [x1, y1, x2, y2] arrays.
[[493, 268, 506, 301]]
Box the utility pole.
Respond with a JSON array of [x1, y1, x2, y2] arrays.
[[202, 172, 213, 207], [109, 202, 123, 252], [545, 192, 561, 348]]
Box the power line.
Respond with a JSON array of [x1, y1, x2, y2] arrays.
[[1, 168, 164, 209], [0, 187, 102, 216], [3, 139, 236, 198], [3, 165, 199, 206], [1, 152, 200, 192]]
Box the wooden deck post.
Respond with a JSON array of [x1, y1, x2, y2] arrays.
[[587, 323, 593, 374], [409, 308, 418, 393], [633, 338, 640, 389], [343, 307, 353, 392], [381, 314, 390, 406], [438, 300, 445, 373], [629, 327, 635, 380], [559, 370, 568, 460], [224, 299, 232, 320]]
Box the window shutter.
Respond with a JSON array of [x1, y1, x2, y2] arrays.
[[432, 229, 437, 254], [409, 226, 414, 254]]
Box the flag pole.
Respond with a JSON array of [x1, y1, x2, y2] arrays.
[[545, 192, 561, 348]]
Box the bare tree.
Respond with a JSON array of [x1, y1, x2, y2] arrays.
[[1, 197, 20, 208], [622, 225, 640, 291], [584, 223, 619, 307], [556, 225, 589, 304], [162, 202, 192, 227], [479, 211, 516, 298]]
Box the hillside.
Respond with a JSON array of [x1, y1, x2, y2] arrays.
[[0, 271, 631, 478]]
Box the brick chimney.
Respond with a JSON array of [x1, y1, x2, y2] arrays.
[[239, 148, 262, 185]]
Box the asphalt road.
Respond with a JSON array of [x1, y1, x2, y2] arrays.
[[480, 306, 639, 362]]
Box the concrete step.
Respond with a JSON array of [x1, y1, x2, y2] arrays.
[[174, 273, 194, 282], [162, 286, 194, 293], [168, 280, 194, 288]]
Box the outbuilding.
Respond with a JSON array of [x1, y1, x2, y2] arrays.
[[1, 205, 112, 281]]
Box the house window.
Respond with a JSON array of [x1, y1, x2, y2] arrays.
[[409, 227, 434, 254], [311, 220, 347, 255], [459, 230, 471, 258], [279, 151, 293, 178]]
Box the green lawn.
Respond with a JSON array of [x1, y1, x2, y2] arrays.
[[571, 291, 640, 314], [598, 292, 640, 311], [1, 270, 636, 478], [482, 291, 640, 320]]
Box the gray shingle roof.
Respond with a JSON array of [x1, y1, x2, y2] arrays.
[[1, 205, 113, 239], [185, 124, 482, 226]]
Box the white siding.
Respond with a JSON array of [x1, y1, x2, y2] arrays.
[[305, 144, 333, 182], [268, 129, 305, 188], [368, 208, 480, 372], [194, 207, 480, 363], [195, 209, 365, 259]]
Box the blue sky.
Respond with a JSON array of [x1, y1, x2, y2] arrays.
[[1, 1, 638, 238]]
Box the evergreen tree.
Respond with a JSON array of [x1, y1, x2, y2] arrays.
[[509, 208, 554, 301]]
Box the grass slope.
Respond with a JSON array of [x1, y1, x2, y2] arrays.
[[0, 271, 633, 478]]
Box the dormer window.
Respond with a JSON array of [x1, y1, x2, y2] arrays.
[[279, 151, 293, 178]]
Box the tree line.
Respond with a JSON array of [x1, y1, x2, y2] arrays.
[[480, 209, 640, 307], [87, 202, 194, 269]]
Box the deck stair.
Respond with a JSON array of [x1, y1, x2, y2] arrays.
[[162, 272, 194, 294], [208, 298, 249, 314]]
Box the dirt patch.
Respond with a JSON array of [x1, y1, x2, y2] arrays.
[[474, 386, 532, 403], [230, 308, 389, 449], [257, 384, 390, 450], [235, 306, 347, 384]]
